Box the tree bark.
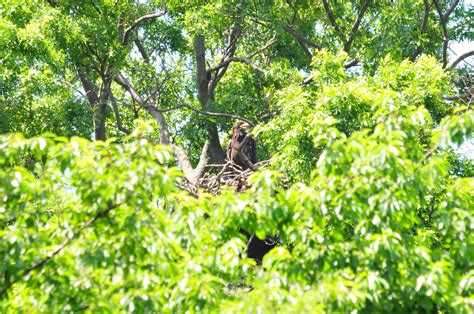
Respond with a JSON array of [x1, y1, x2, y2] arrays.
[[194, 35, 226, 165], [78, 71, 107, 141]]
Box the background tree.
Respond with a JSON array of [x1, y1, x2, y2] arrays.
[[0, 0, 473, 312]]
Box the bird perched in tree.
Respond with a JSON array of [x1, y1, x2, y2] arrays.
[[227, 121, 257, 170]]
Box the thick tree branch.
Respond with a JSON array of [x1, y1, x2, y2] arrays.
[[433, 0, 450, 68], [449, 50, 474, 68], [283, 25, 319, 58], [443, 0, 460, 21], [114, 72, 209, 184], [322, 0, 343, 36], [344, 0, 372, 53], [194, 36, 210, 107], [114, 73, 170, 144], [420, 0, 431, 33], [78, 70, 107, 141], [442, 93, 470, 101], [208, 27, 241, 100], [122, 11, 166, 44]]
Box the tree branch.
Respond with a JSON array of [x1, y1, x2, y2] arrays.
[[248, 36, 277, 58], [181, 103, 254, 126], [122, 11, 166, 44], [110, 95, 132, 135], [449, 50, 474, 68], [443, 0, 460, 21], [0, 203, 121, 298], [134, 39, 150, 64], [114, 72, 210, 184], [433, 0, 449, 68], [208, 27, 241, 100], [344, 0, 372, 53], [302, 59, 359, 85], [411, 0, 432, 61], [322, 0, 343, 36], [207, 57, 265, 74], [283, 25, 319, 58], [442, 93, 470, 101]]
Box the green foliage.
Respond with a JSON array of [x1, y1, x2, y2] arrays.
[[0, 0, 473, 312], [1, 109, 472, 312], [258, 53, 454, 183]]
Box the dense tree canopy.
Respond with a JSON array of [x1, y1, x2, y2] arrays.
[[1, 0, 473, 312]]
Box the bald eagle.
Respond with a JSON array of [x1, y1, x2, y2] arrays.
[[227, 121, 257, 170]]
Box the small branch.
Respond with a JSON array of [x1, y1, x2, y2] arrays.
[[207, 35, 274, 76], [449, 50, 474, 69], [207, 57, 265, 74], [208, 27, 241, 99], [302, 59, 359, 85], [411, 0, 432, 61], [110, 96, 132, 135], [0, 203, 121, 297], [181, 103, 254, 126], [248, 36, 277, 58], [122, 11, 166, 44], [344, 0, 372, 53], [134, 39, 150, 64], [144, 70, 170, 104], [442, 93, 470, 101]]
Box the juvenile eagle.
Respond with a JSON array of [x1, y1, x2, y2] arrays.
[[227, 121, 257, 170]]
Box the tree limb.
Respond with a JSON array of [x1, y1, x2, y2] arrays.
[[122, 11, 166, 44], [322, 0, 343, 36], [442, 93, 470, 101], [114, 72, 211, 184], [134, 39, 150, 64], [181, 103, 254, 126], [449, 50, 474, 68], [110, 95, 132, 135], [411, 0, 432, 60], [248, 36, 278, 58], [208, 27, 241, 100], [433, 0, 449, 68], [283, 25, 319, 58], [302, 59, 359, 85], [443, 0, 460, 21], [0, 203, 121, 298], [78, 70, 107, 141], [207, 57, 265, 74], [344, 0, 372, 53]]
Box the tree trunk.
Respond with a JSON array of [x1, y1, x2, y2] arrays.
[[194, 35, 226, 164]]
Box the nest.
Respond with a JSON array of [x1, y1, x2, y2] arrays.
[[180, 160, 270, 197]]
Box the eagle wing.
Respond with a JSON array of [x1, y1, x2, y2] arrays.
[[245, 137, 257, 165]]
